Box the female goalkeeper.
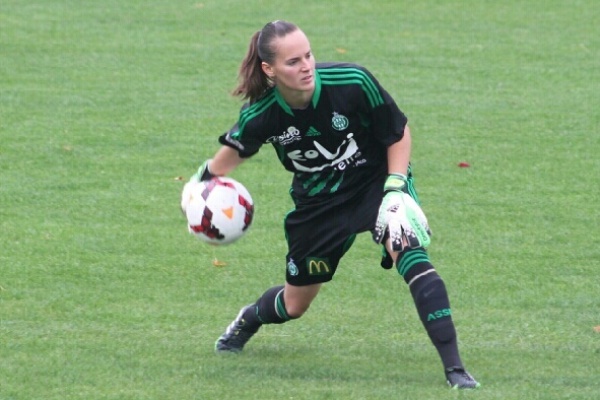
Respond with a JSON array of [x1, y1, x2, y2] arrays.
[[181, 20, 479, 389]]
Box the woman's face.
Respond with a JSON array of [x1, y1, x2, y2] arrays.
[[262, 29, 316, 101]]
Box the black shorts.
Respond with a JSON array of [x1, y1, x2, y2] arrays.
[[284, 175, 386, 286]]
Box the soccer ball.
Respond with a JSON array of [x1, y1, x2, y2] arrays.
[[184, 177, 254, 245]]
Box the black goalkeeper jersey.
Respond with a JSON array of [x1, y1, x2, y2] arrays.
[[219, 62, 408, 202]]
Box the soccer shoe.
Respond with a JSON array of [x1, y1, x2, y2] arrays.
[[445, 367, 481, 389], [215, 305, 259, 353]]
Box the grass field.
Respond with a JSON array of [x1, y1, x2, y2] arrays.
[[1, 1, 599, 399]]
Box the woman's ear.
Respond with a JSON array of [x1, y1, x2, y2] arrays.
[[261, 62, 275, 79]]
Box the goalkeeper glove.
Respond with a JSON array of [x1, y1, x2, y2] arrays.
[[373, 173, 431, 252], [190, 159, 215, 182], [181, 160, 215, 213]]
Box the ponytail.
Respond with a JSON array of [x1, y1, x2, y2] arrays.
[[232, 31, 271, 103]]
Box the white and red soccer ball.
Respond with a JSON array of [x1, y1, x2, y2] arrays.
[[183, 177, 254, 245]]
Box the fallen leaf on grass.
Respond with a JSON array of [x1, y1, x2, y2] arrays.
[[213, 258, 227, 267]]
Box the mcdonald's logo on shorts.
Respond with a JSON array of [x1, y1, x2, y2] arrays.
[[307, 257, 331, 276]]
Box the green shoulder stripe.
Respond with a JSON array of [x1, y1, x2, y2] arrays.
[[318, 67, 384, 108], [238, 92, 277, 138]]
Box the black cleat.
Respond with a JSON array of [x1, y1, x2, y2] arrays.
[[215, 305, 259, 353], [445, 367, 481, 389]]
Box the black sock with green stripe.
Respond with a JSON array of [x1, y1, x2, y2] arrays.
[[397, 248, 464, 369], [242, 285, 293, 331]]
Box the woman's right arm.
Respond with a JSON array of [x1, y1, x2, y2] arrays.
[[207, 145, 246, 176]]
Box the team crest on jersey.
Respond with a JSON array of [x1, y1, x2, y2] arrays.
[[331, 112, 349, 131]]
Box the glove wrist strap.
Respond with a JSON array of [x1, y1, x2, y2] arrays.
[[192, 159, 215, 182], [384, 173, 407, 193]]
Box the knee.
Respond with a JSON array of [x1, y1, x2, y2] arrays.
[[284, 301, 311, 319], [282, 283, 321, 319]]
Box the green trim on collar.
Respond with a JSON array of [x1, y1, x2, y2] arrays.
[[274, 88, 294, 116], [311, 69, 322, 109]]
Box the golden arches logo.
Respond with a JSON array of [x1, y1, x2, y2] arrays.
[[307, 258, 331, 275]]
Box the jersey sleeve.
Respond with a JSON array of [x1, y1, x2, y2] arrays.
[[358, 66, 408, 147], [218, 103, 264, 158]]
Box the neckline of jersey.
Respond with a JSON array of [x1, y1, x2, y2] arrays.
[[273, 69, 322, 116]]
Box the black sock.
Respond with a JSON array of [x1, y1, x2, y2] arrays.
[[243, 285, 291, 330], [409, 270, 463, 369], [399, 251, 463, 370]]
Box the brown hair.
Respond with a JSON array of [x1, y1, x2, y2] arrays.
[[232, 20, 299, 103]]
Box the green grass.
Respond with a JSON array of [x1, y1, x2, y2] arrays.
[[1, 0, 599, 399]]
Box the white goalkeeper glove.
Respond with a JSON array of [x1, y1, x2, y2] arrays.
[[373, 173, 431, 252], [180, 159, 215, 213]]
